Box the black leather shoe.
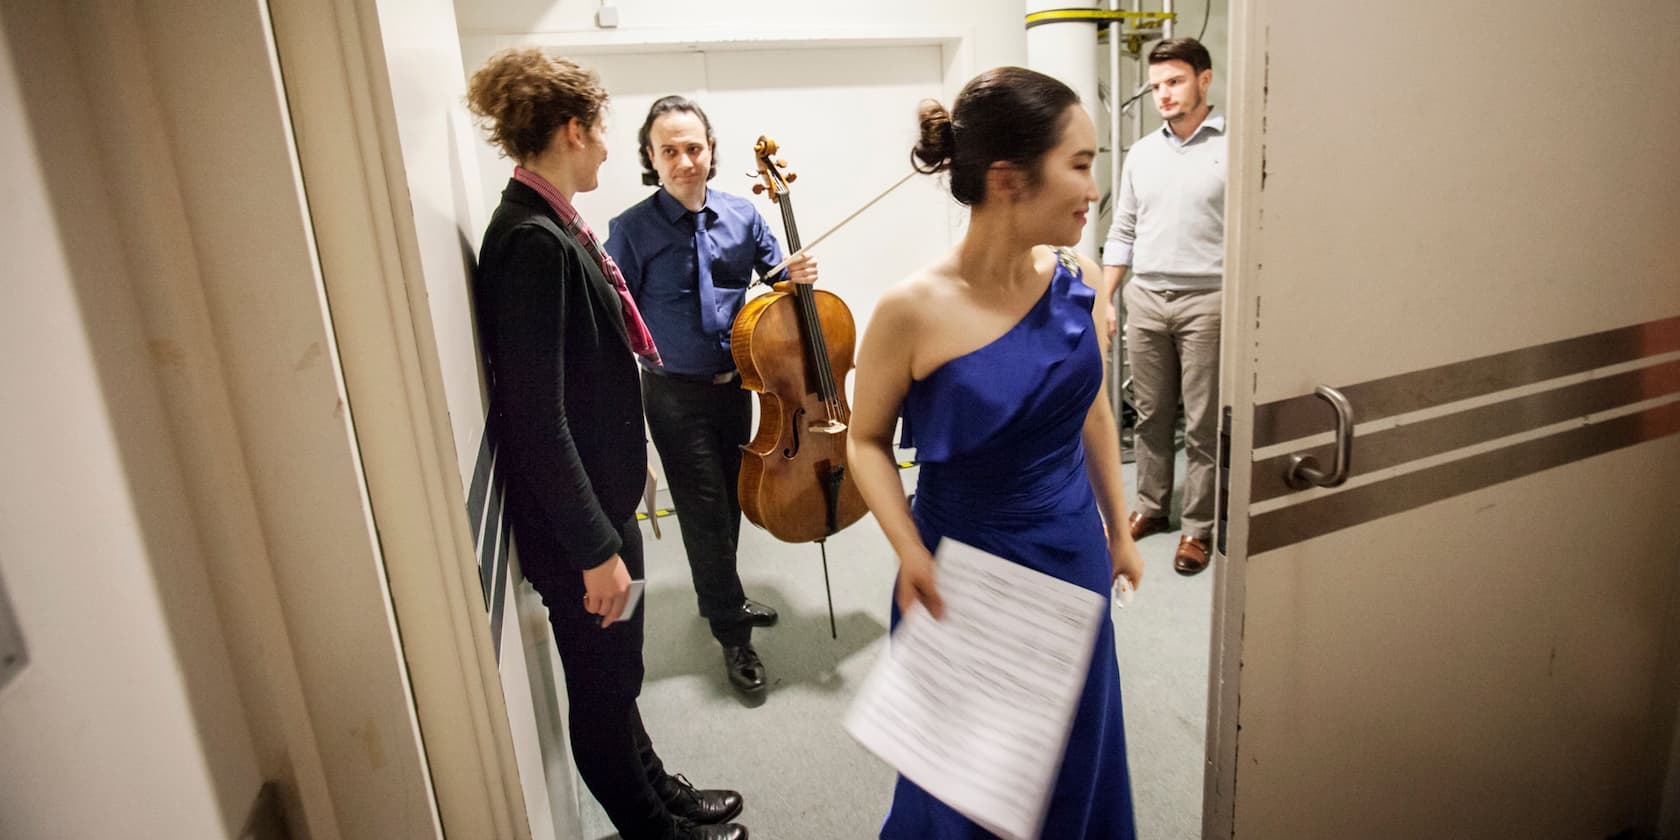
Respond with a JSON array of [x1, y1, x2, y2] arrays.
[[657, 773, 743, 825], [740, 598, 778, 627], [666, 816, 748, 840], [722, 644, 767, 693]]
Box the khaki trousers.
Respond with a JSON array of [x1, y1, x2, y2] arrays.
[[1123, 283, 1221, 539]]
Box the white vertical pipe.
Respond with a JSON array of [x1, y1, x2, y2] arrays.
[[1107, 0, 1124, 422], [1108, 0, 1122, 224], [1026, 0, 1101, 259], [1129, 0, 1143, 149], [1164, 0, 1176, 39]]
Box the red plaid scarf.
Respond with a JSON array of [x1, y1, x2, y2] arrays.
[[513, 167, 661, 364]]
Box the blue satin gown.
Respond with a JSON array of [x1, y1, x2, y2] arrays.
[[879, 259, 1137, 840]]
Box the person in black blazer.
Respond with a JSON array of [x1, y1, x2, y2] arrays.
[[466, 48, 748, 840]]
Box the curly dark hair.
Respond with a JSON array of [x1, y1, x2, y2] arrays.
[[466, 48, 608, 161], [636, 95, 718, 187], [911, 67, 1080, 206]]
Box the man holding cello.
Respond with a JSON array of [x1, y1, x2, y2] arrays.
[[606, 95, 817, 696]]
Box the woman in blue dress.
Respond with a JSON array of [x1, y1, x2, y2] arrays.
[[847, 66, 1146, 839]]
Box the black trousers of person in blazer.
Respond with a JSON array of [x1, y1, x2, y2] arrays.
[[519, 516, 672, 836], [476, 179, 675, 839]]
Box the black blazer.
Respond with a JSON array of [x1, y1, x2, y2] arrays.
[[474, 179, 647, 574]]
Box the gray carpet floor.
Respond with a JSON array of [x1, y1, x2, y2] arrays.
[[579, 453, 1212, 839]]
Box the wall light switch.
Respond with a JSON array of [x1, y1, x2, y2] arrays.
[[596, 6, 620, 29]]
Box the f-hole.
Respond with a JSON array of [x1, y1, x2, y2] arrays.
[[782, 407, 804, 458]]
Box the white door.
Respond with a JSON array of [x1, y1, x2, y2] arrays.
[[1213, 2, 1680, 838]]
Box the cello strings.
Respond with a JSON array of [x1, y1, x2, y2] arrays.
[[777, 193, 842, 408]]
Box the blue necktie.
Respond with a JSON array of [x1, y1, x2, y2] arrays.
[[693, 211, 724, 334]]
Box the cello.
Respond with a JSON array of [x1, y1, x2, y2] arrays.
[[732, 137, 869, 549]]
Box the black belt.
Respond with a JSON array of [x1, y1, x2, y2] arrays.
[[640, 364, 739, 385]]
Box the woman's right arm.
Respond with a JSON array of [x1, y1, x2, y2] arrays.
[[847, 287, 945, 619]]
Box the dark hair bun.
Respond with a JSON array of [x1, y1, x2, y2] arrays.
[[911, 99, 955, 174]]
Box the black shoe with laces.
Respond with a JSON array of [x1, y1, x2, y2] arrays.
[[739, 598, 778, 627], [722, 643, 767, 693], [657, 773, 743, 825], [665, 815, 748, 840]]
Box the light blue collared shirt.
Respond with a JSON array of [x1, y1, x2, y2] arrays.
[[1161, 112, 1226, 148]]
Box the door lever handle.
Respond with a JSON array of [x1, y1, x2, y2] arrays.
[[1284, 385, 1354, 489]]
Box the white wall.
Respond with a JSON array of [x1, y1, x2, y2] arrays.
[[451, 0, 1033, 283], [450, 0, 1031, 326], [454, 0, 1027, 75], [0, 5, 260, 837], [375, 0, 497, 485]]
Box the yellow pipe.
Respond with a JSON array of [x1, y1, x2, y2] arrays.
[[1024, 9, 1176, 30]]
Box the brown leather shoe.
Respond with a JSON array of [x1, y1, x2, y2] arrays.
[[1128, 510, 1170, 541], [1173, 535, 1211, 576]]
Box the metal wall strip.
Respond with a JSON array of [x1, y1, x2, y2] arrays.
[[474, 449, 500, 610], [1248, 400, 1680, 556], [488, 486, 510, 662], [1251, 358, 1680, 503], [466, 418, 512, 659], [466, 424, 493, 540], [1253, 314, 1680, 448]]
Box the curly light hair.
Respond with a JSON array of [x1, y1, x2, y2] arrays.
[[466, 48, 609, 162]]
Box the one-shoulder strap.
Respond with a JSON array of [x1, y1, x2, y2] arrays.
[[1055, 246, 1082, 280]]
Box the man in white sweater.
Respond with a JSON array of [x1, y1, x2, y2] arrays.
[[1102, 37, 1226, 576]]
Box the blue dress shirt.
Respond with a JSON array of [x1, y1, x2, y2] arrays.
[[606, 188, 784, 377]]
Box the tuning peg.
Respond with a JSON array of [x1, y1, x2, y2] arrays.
[[775, 158, 788, 168], [786, 172, 798, 183], [752, 183, 766, 195]]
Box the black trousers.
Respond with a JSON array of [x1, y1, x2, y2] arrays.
[[524, 517, 673, 840], [642, 372, 754, 647]]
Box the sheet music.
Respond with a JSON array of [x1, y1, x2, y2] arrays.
[[845, 539, 1107, 840]]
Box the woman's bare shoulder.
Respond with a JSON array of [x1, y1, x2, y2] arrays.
[[875, 260, 960, 328], [1074, 251, 1102, 289]]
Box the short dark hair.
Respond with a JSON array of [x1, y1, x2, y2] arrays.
[[1148, 37, 1213, 75], [637, 95, 718, 187], [910, 67, 1081, 207]]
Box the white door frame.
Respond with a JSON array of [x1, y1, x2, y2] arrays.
[[1203, 0, 1259, 831], [265, 0, 535, 837]]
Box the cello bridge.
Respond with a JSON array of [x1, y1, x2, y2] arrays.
[[807, 418, 847, 435]]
